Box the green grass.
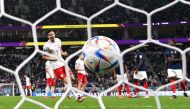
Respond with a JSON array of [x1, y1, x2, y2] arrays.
[[0, 96, 189, 109]]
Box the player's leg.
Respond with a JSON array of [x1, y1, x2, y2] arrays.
[[139, 71, 149, 98], [142, 79, 149, 98], [77, 74, 87, 102], [69, 67, 75, 81], [46, 67, 56, 97], [29, 88, 32, 96], [123, 73, 132, 98], [45, 84, 50, 96], [125, 84, 132, 98], [167, 69, 177, 99], [133, 79, 140, 97], [116, 74, 124, 98], [50, 78, 56, 98], [133, 72, 140, 97], [25, 87, 28, 96], [169, 77, 177, 99], [117, 85, 123, 98], [176, 69, 188, 97]]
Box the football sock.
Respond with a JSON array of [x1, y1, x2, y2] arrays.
[[170, 79, 176, 95]]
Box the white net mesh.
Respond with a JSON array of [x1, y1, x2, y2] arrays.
[[0, 0, 190, 109]]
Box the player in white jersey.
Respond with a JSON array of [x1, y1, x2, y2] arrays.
[[75, 54, 88, 102], [45, 61, 56, 98], [24, 75, 32, 96], [42, 30, 75, 86]]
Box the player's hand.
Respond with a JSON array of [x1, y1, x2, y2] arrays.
[[50, 57, 57, 61], [63, 51, 68, 56], [168, 57, 173, 62], [134, 70, 138, 75], [163, 69, 168, 77]]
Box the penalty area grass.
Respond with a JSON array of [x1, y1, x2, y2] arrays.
[[0, 96, 189, 109]]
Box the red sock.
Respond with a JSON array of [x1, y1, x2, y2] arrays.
[[125, 84, 131, 95], [134, 81, 139, 94], [118, 85, 122, 96], [170, 79, 176, 94], [143, 81, 149, 95], [180, 81, 186, 92]]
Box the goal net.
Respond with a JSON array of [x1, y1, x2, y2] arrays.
[[0, 83, 15, 96]]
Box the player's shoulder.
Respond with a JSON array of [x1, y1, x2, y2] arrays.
[[55, 38, 62, 44], [43, 40, 51, 46], [55, 38, 61, 42]]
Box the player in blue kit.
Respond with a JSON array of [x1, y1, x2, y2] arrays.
[[133, 49, 149, 98], [164, 39, 188, 99]]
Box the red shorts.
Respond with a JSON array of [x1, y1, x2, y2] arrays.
[[54, 66, 73, 80], [77, 73, 87, 84], [47, 78, 56, 86], [25, 85, 32, 89]]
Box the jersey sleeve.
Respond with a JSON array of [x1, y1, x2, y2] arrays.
[[57, 38, 62, 46], [43, 43, 48, 52]]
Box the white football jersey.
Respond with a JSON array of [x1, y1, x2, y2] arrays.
[[43, 38, 64, 70], [25, 77, 31, 86], [75, 59, 87, 75]]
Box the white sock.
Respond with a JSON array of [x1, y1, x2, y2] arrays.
[[25, 89, 28, 95]]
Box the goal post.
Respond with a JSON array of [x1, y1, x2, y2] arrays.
[[0, 83, 15, 96]]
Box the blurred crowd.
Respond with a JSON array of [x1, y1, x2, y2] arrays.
[[0, 0, 189, 42], [1, 0, 190, 95]]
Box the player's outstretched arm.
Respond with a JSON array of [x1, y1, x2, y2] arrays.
[[42, 55, 57, 61], [61, 48, 68, 57]]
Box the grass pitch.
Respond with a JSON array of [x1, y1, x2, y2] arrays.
[[0, 96, 189, 109]]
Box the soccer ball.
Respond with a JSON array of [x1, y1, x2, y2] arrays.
[[82, 36, 120, 74]]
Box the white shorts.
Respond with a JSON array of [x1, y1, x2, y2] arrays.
[[117, 73, 128, 82], [45, 65, 55, 79], [50, 61, 64, 70], [133, 71, 147, 80], [167, 69, 183, 79]]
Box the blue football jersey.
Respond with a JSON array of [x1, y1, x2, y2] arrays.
[[164, 48, 181, 69]]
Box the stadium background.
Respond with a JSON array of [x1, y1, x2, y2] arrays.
[[0, 0, 190, 101]]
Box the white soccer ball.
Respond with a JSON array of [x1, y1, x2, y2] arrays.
[[82, 36, 120, 74]]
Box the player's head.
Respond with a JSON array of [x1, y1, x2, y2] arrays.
[[47, 30, 55, 42], [168, 39, 175, 46]]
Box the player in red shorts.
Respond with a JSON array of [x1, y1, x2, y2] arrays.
[[24, 75, 32, 96], [75, 54, 88, 102], [42, 30, 75, 97], [44, 61, 56, 98], [42, 30, 75, 81]]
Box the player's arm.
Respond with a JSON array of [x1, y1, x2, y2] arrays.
[[164, 56, 168, 69], [61, 47, 68, 57], [163, 54, 168, 76], [137, 60, 143, 70], [135, 58, 143, 71], [169, 56, 182, 62], [42, 44, 57, 61], [112, 70, 117, 79], [42, 55, 57, 61]]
